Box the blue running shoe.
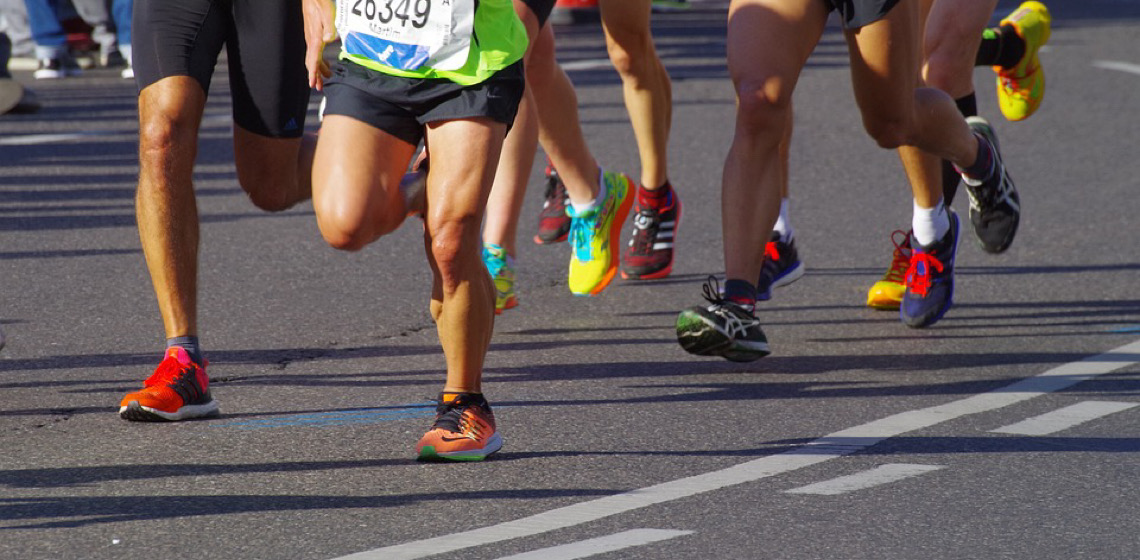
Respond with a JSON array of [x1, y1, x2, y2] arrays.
[[901, 210, 960, 328], [757, 232, 804, 301]]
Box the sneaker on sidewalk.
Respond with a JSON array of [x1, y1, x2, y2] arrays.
[[621, 186, 681, 280], [119, 347, 219, 421], [962, 116, 1020, 254], [534, 164, 571, 244], [866, 229, 913, 310], [33, 57, 81, 80], [416, 393, 502, 461], [996, 1, 1051, 121], [756, 232, 804, 301], [676, 276, 770, 362], [901, 211, 960, 328], [567, 171, 633, 296], [482, 242, 517, 314]]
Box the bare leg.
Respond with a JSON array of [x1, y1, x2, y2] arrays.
[[600, 0, 672, 190], [422, 119, 507, 393]]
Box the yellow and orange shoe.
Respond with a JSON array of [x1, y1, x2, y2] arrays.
[[866, 230, 913, 310], [119, 347, 219, 421], [567, 170, 634, 296], [996, 1, 1052, 121], [416, 393, 502, 462]]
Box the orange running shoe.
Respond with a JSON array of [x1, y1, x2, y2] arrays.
[[119, 347, 218, 421], [866, 230, 913, 310], [416, 393, 502, 461]]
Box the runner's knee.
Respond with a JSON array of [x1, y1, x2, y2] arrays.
[[735, 79, 792, 136]]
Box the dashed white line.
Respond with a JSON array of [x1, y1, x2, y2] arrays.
[[1093, 60, 1140, 76], [492, 529, 693, 560], [784, 463, 945, 496], [991, 400, 1138, 436], [330, 339, 1140, 560]]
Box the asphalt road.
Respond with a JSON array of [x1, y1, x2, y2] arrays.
[[2, 1, 1139, 559]]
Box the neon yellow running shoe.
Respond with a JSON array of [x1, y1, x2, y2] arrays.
[[866, 230, 912, 310], [567, 171, 634, 296], [482, 242, 517, 314], [996, 1, 1051, 122]]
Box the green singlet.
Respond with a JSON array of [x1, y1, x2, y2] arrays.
[[335, 0, 527, 86]]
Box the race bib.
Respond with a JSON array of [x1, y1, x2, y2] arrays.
[[335, 0, 474, 71]]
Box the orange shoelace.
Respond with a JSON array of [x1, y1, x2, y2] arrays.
[[882, 230, 913, 284]]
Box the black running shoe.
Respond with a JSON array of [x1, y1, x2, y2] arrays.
[[962, 116, 1020, 254], [901, 210, 960, 328], [676, 277, 770, 362], [534, 164, 571, 244], [756, 232, 804, 301]]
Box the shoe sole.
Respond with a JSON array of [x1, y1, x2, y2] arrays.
[[418, 432, 503, 462], [0, 80, 24, 115], [119, 399, 220, 422], [676, 309, 733, 356]]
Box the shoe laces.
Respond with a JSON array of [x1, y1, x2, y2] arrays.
[[483, 245, 508, 278], [569, 208, 598, 261], [699, 277, 760, 339], [144, 350, 202, 389], [999, 64, 1039, 99], [541, 170, 567, 210], [432, 400, 490, 440], [904, 250, 944, 297], [882, 230, 913, 284], [627, 207, 660, 255]]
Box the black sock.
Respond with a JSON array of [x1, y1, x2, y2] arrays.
[[958, 134, 995, 182], [976, 24, 1026, 69], [166, 336, 204, 366], [941, 93, 978, 206], [723, 279, 757, 311]]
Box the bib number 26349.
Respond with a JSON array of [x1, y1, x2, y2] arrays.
[[336, 0, 474, 71]]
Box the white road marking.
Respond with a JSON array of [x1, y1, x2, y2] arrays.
[[990, 401, 1138, 436], [491, 529, 692, 560], [560, 58, 614, 72], [784, 463, 945, 496], [330, 339, 1140, 560], [0, 131, 119, 145], [1093, 60, 1140, 76]]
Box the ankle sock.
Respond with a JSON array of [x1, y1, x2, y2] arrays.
[[723, 279, 757, 311], [167, 336, 203, 366], [912, 198, 950, 247], [773, 198, 794, 243], [956, 133, 995, 184], [638, 180, 672, 210], [570, 170, 607, 216], [976, 25, 1026, 70]]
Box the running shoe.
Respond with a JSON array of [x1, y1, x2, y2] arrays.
[[676, 276, 770, 362], [866, 230, 913, 310], [482, 242, 517, 314], [119, 347, 219, 421], [901, 211, 960, 328], [996, 1, 1051, 122], [962, 117, 1020, 254], [535, 165, 571, 245], [756, 232, 804, 301], [416, 393, 502, 461], [567, 171, 634, 296], [621, 187, 681, 280]]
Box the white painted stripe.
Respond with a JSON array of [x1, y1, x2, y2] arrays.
[[990, 401, 1138, 436], [1093, 60, 1140, 76], [784, 463, 944, 496], [492, 529, 692, 560], [0, 131, 115, 145], [560, 59, 613, 72], [331, 339, 1140, 560]]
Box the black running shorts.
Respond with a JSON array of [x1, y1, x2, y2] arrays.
[[132, 0, 310, 138], [321, 60, 526, 146], [522, 0, 556, 27], [822, 0, 902, 29]]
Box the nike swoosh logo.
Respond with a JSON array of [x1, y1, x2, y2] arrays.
[[440, 435, 472, 442]]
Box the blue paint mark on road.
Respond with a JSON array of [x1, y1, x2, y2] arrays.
[[1109, 325, 1140, 334], [215, 404, 436, 430]]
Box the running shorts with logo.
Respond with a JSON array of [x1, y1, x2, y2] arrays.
[[523, 0, 556, 27], [822, 0, 902, 29], [132, 0, 311, 139], [322, 0, 528, 145]]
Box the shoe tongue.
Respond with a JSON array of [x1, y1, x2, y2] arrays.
[[165, 346, 193, 366]]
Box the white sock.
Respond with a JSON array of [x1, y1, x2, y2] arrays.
[[912, 198, 949, 247], [570, 169, 607, 216], [773, 198, 793, 242]]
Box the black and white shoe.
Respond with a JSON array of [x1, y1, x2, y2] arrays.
[[962, 116, 1020, 254]]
